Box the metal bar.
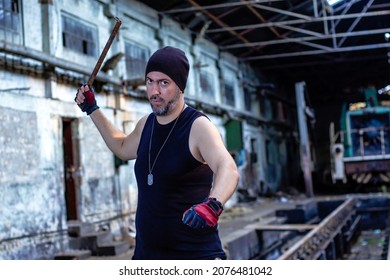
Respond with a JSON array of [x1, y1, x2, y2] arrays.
[[0, 41, 121, 85], [359, 132, 364, 156], [252, 4, 311, 20], [278, 198, 357, 260], [276, 24, 324, 38], [343, 154, 390, 162], [221, 28, 390, 49], [243, 0, 282, 39], [186, 0, 251, 45], [344, 216, 361, 242], [206, 10, 390, 33], [313, 0, 319, 18], [248, 224, 317, 231], [87, 17, 122, 86], [320, 0, 329, 35], [337, 0, 374, 48], [0, 87, 30, 92], [162, 0, 284, 14], [241, 42, 390, 60], [329, 0, 358, 48]]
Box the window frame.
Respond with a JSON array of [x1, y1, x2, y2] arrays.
[[61, 13, 98, 57], [124, 42, 149, 82], [0, 0, 21, 44]]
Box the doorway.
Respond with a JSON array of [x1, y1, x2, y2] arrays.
[[62, 118, 81, 221]]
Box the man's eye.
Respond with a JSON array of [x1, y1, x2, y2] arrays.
[[160, 80, 169, 86]]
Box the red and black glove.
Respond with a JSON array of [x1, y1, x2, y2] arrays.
[[182, 197, 223, 229], [75, 85, 99, 115]]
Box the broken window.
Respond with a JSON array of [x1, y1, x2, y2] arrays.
[[199, 69, 214, 101], [0, 0, 20, 43], [125, 42, 149, 83], [61, 14, 97, 56], [223, 81, 235, 107], [244, 88, 251, 111]]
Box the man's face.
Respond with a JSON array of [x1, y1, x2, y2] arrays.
[[146, 71, 181, 116]]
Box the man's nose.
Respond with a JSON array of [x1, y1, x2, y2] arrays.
[[151, 82, 162, 93]]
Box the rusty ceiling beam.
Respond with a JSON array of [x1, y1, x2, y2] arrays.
[[242, 0, 282, 39], [164, 0, 284, 14], [186, 0, 253, 50]]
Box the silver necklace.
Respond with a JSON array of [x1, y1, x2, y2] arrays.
[[147, 104, 185, 186]]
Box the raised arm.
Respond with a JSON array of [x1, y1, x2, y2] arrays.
[[75, 85, 146, 161]]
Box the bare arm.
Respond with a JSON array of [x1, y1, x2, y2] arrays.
[[89, 109, 146, 160], [75, 85, 145, 161], [190, 116, 240, 205]]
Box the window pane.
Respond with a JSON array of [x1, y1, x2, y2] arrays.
[[62, 14, 97, 56], [4, 0, 11, 10], [125, 43, 149, 80], [11, 0, 18, 13], [224, 82, 235, 107], [85, 29, 93, 40], [0, 10, 4, 27], [4, 11, 11, 29], [199, 70, 214, 101], [11, 12, 17, 31], [0, 0, 20, 44], [244, 89, 251, 111]]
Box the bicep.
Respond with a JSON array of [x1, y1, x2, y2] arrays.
[[191, 117, 239, 204], [191, 117, 232, 171]]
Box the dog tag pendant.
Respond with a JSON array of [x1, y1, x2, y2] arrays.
[[147, 174, 153, 186]]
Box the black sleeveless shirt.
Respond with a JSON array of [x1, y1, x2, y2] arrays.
[[133, 106, 226, 260]]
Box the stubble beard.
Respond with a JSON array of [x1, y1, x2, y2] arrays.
[[150, 88, 181, 116]]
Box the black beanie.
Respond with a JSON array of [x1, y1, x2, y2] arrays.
[[145, 46, 189, 92]]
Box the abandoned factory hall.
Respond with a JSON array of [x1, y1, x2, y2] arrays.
[[1, 0, 390, 260]]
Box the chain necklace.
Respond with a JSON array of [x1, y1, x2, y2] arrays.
[[147, 104, 185, 186]]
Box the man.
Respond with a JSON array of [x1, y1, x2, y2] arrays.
[[75, 46, 239, 259]]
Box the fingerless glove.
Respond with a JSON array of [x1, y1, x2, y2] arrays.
[[80, 86, 99, 115], [182, 197, 223, 229]]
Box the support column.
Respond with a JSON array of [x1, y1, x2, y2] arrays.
[[295, 81, 314, 197], [40, 0, 56, 98]]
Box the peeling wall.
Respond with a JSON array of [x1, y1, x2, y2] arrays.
[[0, 107, 67, 259], [0, 108, 39, 183]]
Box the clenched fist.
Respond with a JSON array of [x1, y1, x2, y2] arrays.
[[75, 84, 99, 115]]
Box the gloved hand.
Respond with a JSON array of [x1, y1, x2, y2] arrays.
[[75, 85, 99, 115], [182, 197, 223, 229]]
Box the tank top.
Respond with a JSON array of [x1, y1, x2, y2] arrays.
[[133, 106, 226, 260]]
